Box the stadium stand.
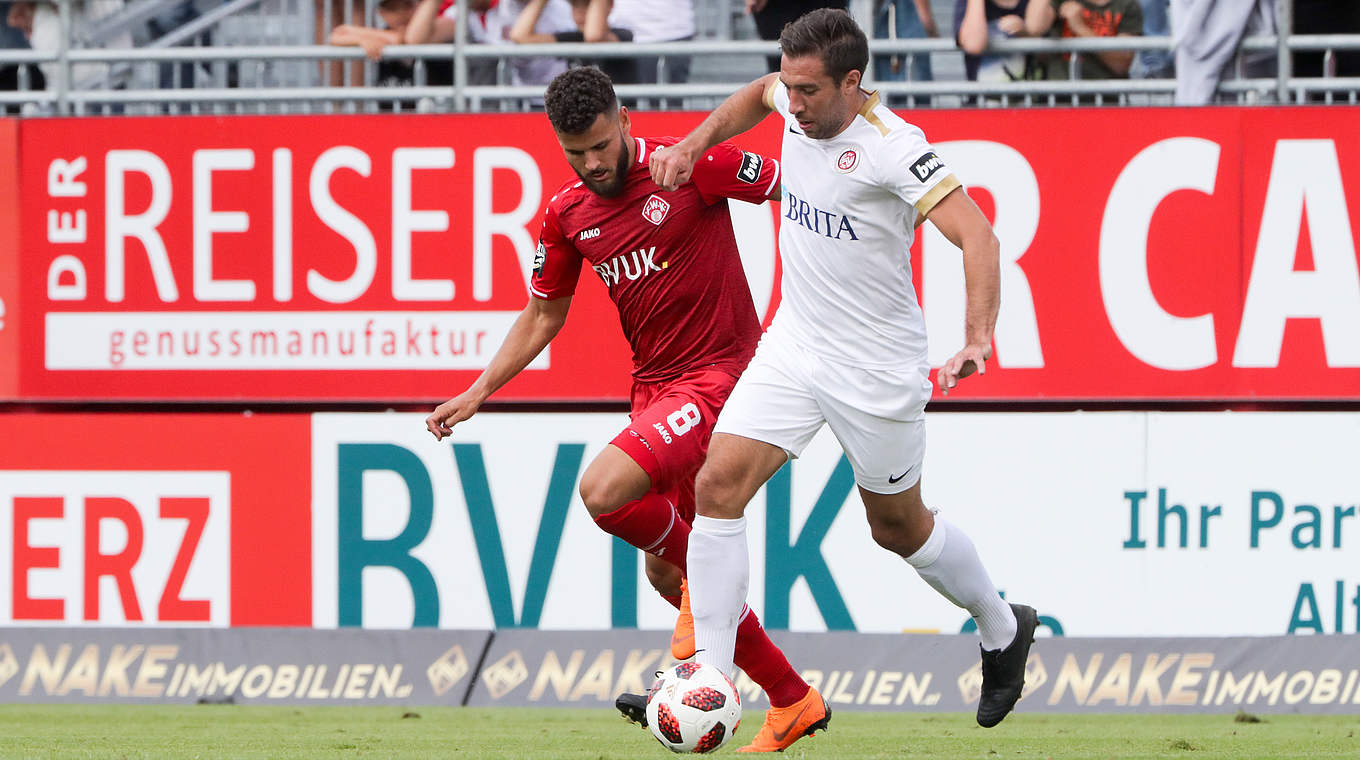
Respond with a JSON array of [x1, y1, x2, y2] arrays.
[[0, 1, 1357, 113]]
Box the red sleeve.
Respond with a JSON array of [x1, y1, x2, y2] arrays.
[[529, 201, 583, 300], [690, 142, 781, 205]]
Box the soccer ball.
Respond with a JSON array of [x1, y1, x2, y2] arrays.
[[645, 662, 742, 753]]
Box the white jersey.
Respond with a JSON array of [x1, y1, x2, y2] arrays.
[[608, 0, 695, 43], [764, 79, 961, 369]]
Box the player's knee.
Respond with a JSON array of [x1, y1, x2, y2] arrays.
[[578, 472, 624, 519], [645, 561, 682, 597], [694, 465, 747, 520], [867, 512, 917, 557]]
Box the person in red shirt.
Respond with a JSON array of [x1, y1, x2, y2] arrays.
[[424, 67, 826, 753]]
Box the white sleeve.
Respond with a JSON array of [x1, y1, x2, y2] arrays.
[[880, 126, 961, 220], [538, 0, 580, 33]]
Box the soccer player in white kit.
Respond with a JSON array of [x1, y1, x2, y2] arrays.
[[650, 8, 1039, 746]]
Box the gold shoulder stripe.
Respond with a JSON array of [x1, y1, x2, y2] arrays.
[[763, 77, 778, 110], [914, 175, 962, 227], [858, 91, 890, 137]]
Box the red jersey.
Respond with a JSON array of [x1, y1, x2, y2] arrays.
[[531, 136, 781, 382]]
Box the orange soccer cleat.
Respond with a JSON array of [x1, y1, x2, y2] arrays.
[[671, 579, 696, 660], [736, 686, 831, 753]]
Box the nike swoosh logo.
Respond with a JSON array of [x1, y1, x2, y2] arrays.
[[888, 470, 910, 484], [770, 702, 812, 743], [671, 631, 693, 646], [787, 125, 803, 135]]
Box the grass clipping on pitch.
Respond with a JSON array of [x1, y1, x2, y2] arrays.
[[0, 705, 1356, 758]]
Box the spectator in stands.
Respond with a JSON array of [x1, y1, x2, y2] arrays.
[[145, 0, 219, 89], [1134, 0, 1170, 78], [2, 2, 45, 112], [1170, 0, 1273, 104], [1293, 0, 1360, 100], [330, 0, 455, 88], [509, 0, 638, 85], [955, 0, 1039, 84], [330, 0, 413, 63], [406, 0, 501, 84], [873, 0, 937, 106], [749, 0, 847, 72], [498, 0, 576, 85], [0, 3, 21, 45], [317, 0, 369, 86], [5, 0, 130, 92], [1025, 0, 1142, 79], [610, 0, 694, 88]]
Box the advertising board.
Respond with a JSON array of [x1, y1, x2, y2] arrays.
[[14, 108, 1360, 400], [0, 413, 311, 626], [3, 410, 1354, 637]]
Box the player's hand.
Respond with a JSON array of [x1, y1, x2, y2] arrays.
[[425, 391, 484, 440], [649, 141, 699, 191], [997, 14, 1023, 35], [937, 343, 992, 396], [1058, 1, 1084, 23]]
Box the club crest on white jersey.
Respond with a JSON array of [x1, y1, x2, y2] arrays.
[[836, 149, 860, 173]]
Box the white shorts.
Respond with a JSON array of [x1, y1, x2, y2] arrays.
[[714, 328, 934, 494]]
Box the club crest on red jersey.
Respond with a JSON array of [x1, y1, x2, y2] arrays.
[[836, 149, 859, 173], [642, 194, 671, 225]]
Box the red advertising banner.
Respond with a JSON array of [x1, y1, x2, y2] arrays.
[[17, 114, 657, 402], [0, 413, 311, 626], [0, 119, 18, 399], [914, 106, 1360, 401], [14, 108, 1360, 401]]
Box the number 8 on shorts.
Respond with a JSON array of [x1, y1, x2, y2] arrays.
[[666, 403, 702, 436]]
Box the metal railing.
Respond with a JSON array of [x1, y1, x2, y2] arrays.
[[2, 0, 1359, 114]]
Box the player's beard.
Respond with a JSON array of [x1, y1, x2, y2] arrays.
[[802, 103, 852, 140], [578, 130, 632, 198]]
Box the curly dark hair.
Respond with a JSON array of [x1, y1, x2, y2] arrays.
[[779, 8, 868, 85], [545, 67, 618, 135]]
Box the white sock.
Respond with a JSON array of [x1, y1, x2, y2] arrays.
[[688, 515, 749, 678], [905, 517, 1017, 651]]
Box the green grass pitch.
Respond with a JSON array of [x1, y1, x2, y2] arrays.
[[0, 705, 1356, 759]]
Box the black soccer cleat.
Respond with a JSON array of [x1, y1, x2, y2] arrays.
[[615, 692, 648, 728], [976, 603, 1039, 728]]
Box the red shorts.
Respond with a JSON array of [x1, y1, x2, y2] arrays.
[[610, 367, 740, 523]]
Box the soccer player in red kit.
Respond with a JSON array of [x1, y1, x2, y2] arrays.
[[425, 67, 828, 753]]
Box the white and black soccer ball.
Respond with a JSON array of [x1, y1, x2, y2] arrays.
[[645, 662, 742, 754]]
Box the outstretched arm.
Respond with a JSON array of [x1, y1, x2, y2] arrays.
[[425, 295, 572, 438], [957, 0, 990, 55], [650, 72, 779, 191], [330, 24, 403, 60], [1024, 0, 1056, 37], [923, 187, 1000, 395], [405, 0, 456, 44], [509, 0, 554, 44], [581, 0, 613, 42]]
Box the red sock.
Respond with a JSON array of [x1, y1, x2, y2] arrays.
[[593, 492, 689, 572], [733, 609, 809, 708]]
